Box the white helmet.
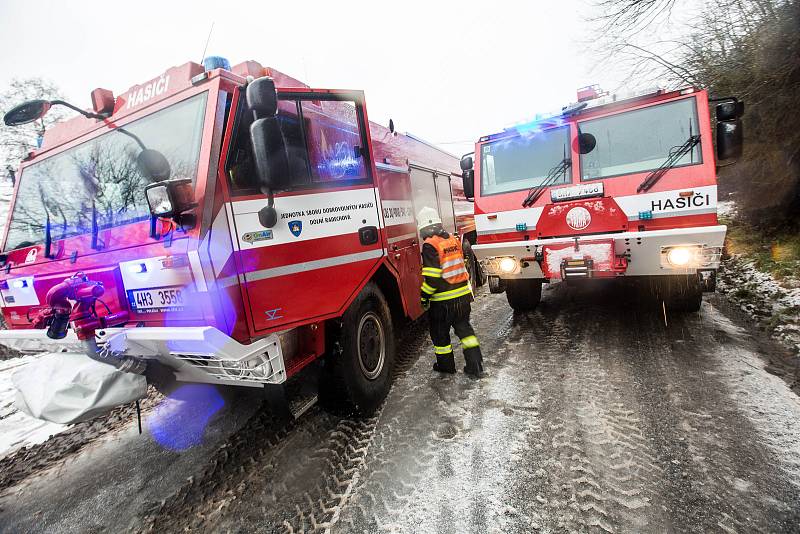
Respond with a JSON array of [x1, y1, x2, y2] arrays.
[[417, 207, 442, 232]]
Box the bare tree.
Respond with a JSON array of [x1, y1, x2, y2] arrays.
[[0, 78, 73, 174], [594, 0, 800, 228]]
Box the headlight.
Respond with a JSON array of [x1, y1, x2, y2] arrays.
[[661, 245, 722, 269], [217, 355, 272, 379], [482, 256, 521, 275], [666, 247, 694, 266], [499, 257, 518, 273]]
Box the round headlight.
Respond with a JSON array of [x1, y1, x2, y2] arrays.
[[667, 247, 693, 266], [499, 257, 517, 273]]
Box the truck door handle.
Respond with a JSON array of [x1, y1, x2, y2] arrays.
[[359, 226, 379, 246]]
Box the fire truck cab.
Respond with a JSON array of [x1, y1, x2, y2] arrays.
[[0, 58, 475, 417], [462, 86, 743, 312]]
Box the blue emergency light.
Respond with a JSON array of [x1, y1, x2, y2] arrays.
[[202, 56, 231, 71]]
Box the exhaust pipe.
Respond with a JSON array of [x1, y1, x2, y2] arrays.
[[82, 338, 147, 375]]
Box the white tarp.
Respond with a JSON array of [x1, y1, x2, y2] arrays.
[[12, 352, 147, 424]]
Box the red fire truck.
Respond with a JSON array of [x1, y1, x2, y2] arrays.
[[461, 86, 743, 312], [0, 58, 478, 416]]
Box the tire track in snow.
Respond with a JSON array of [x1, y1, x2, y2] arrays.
[[525, 295, 665, 533], [139, 319, 431, 533]]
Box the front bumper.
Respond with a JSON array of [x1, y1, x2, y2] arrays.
[[0, 327, 286, 388], [473, 225, 727, 279]]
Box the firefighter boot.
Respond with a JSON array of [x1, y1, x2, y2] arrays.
[[433, 352, 456, 374], [463, 346, 484, 377]]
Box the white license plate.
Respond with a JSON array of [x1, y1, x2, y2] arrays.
[[551, 182, 604, 202], [127, 287, 185, 313]]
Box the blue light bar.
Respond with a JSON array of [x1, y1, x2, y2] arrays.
[[202, 56, 231, 71]]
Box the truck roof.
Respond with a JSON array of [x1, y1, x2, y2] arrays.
[[34, 61, 310, 157], [478, 86, 701, 144]]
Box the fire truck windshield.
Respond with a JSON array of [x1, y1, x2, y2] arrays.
[[480, 125, 570, 196], [579, 97, 702, 181], [4, 92, 208, 251]]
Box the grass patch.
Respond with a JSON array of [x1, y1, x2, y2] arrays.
[[722, 214, 800, 283]]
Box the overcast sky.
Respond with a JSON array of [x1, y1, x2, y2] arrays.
[[0, 0, 637, 156]]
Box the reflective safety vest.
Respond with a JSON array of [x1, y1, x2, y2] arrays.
[[424, 235, 469, 285]]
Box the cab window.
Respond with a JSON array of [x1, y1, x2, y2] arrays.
[[579, 97, 702, 180], [226, 93, 371, 196]]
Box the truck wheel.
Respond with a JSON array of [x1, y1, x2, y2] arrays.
[[324, 283, 396, 415], [462, 240, 485, 287], [505, 279, 542, 312], [488, 276, 505, 294], [666, 275, 703, 313]]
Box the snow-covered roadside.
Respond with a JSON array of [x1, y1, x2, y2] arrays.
[[718, 254, 800, 354], [0, 356, 70, 459]]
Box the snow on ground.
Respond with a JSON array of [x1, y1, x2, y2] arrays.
[[717, 199, 737, 218], [0, 356, 70, 459], [718, 254, 800, 354], [0, 183, 69, 458]]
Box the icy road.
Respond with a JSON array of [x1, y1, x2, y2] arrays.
[[1, 283, 799, 533]]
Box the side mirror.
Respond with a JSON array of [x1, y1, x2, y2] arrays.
[[3, 100, 52, 126], [715, 99, 744, 161], [462, 169, 475, 199], [246, 77, 278, 117], [460, 154, 475, 199], [577, 132, 597, 154], [136, 148, 171, 182], [716, 100, 744, 121], [716, 120, 743, 161], [250, 118, 290, 193], [145, 178, 196, 218]]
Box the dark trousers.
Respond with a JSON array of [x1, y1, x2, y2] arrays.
[[428, 296, 483, 373]]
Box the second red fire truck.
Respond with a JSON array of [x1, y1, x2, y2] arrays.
[[0, 58, 479, 417], [461, 86, 743, 312]]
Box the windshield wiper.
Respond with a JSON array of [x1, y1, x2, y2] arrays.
[[522, 157, 572, 207], [637, 134, 701, 193], [90, 202, 103, 250]]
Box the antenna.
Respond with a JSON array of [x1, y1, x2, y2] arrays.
[[200, 22, 215, 64]]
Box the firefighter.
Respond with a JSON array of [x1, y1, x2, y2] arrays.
[[417, 207, 484, 377]]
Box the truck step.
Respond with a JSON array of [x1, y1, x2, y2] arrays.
[[289, 393, 318, 420]]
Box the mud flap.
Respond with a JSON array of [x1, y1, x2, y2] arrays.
[[263, 383, 292, 422], [698, 269, 716, 292]]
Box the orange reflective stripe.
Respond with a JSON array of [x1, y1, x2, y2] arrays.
[[425, 235, 469, 284]]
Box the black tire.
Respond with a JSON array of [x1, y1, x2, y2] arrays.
[[488, 276, 505, 294], [505, 279, 543, 312], [665, 274, 703, 312], [323, 283, 396, 415], [462, 240, 485, 287]]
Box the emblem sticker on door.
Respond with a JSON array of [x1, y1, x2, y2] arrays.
[[288, 220, 303, 237]]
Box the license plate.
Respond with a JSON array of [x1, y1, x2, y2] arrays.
[[550, 182, 604, 203], [127, 287, 185, 313]]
